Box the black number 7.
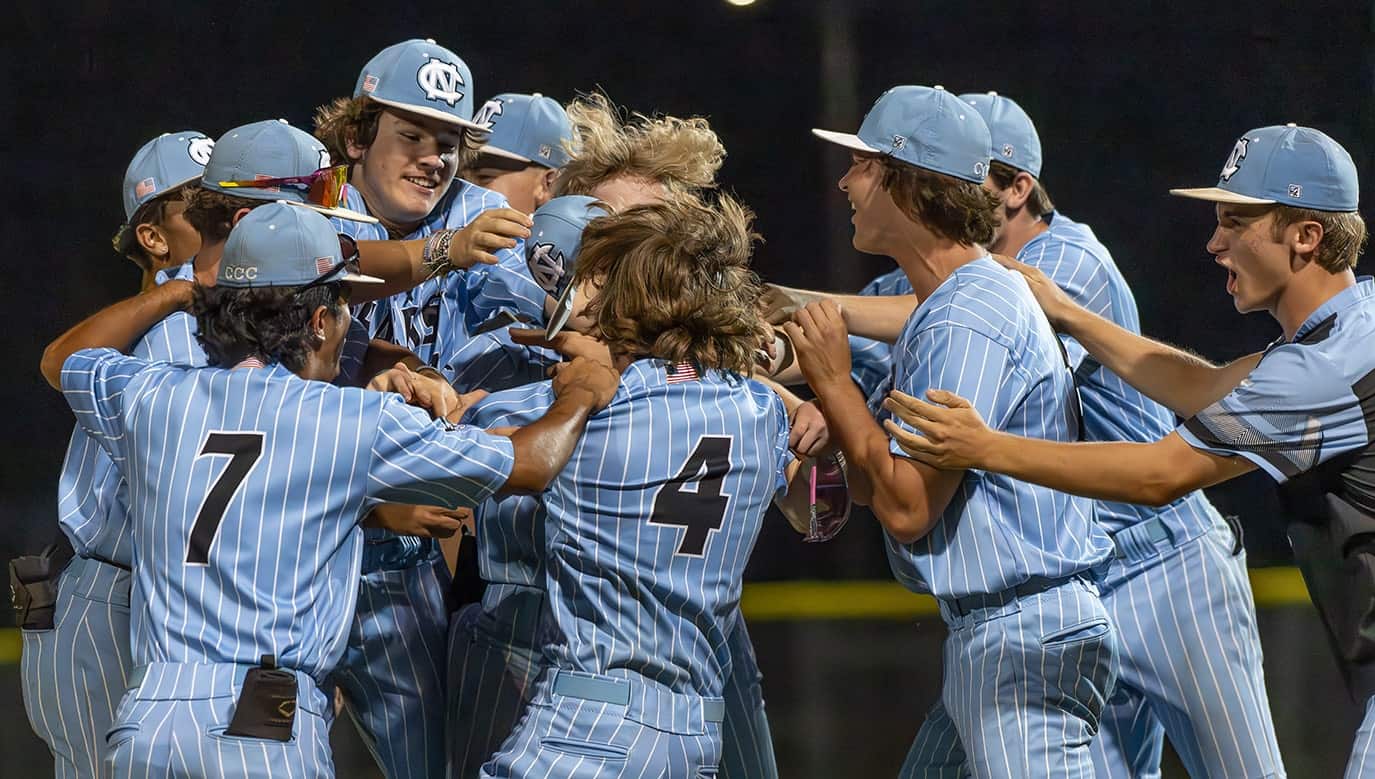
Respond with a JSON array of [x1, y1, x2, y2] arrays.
[[648, 436, 733, 557], [186, 432, 265, 565]]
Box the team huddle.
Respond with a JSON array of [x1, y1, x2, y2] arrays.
[[15, 34, 1375, 779]]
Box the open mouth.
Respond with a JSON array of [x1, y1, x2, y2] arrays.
[[403, 176, 438, 193], [1226, 268, 1238, 296]]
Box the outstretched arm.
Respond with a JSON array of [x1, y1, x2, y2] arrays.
[[353, 208, 533, 303], [41, 280, 193, 389]]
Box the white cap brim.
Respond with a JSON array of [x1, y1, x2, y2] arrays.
[[478, 144, 534, 164], [282, 199, 380, 224], [545, 283, 575, 340], [811, 128, 881, 153], [1168, 187, 1276, 206], [368, 96, 491, 132]]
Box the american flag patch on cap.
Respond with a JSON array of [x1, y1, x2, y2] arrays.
[[666, 362, 699, 384], [362, 74, 379, 93], [316, 257, 334, 274], [135, 177, 156, 199]]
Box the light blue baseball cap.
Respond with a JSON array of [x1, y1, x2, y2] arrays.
[[122, 130, 214, 220], [812, 85, 992, 184], [526, 195, 609, 338], [202, 120, 375, 223], [959, 92, 1042, 178], [354, 38, 486, 131], [1171, 124, 1359, 212], [473, 93, 573, 169], [218, 202, 384, 289]]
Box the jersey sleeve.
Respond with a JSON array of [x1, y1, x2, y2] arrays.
[[60, 348, 149, 465], [461, 241, 551, 329], [369, 395, 517, 507], [443, 329, 560, 394], [849, 335, 894, 399], [332, 318, 372, 388], [771, 393, 791, 496], [1022, 240, 1112, 371], [132, 312, 206, 367], [1178, 344, 1371, 482], [882, 325, 1026, 459]]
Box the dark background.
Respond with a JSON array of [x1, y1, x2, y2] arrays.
[[2, 1, 1373, 776]]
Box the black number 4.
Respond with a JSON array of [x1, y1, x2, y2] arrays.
[[649, 436, 733, 557], [186, 432, 265, 565]]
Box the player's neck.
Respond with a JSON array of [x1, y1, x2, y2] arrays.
[[1275, 266, 1357, 341], [890, 225, 987, 300], [988, 209, 1048, 257], [349, 171, 424, 238], [193, 240, 225, 287]]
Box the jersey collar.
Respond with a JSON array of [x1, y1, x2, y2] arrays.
[[1292, 276, 1375, 342]]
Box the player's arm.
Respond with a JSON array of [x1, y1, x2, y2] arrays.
[[882, 389, 1255, 505], [751, 373, 829, 458], [786, 301, 961, 543], [997, 254, 1260, 416], [499, 358, 618, 493], [351, 208, 533, 303], [762, 283, 915, 343], [41, 280, 193, 389]]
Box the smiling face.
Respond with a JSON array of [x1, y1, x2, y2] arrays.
[[1207, 203, 1294, 314], [838, 152, 907, 255], [348, 109, 463, 234]]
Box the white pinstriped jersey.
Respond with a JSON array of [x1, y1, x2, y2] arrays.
[[1023, 211, 1221, 534], [873, 256, 1113, 600], [537, 360, 789, 698], [850, 268, 913, 398], [60, 348, 514, 679]]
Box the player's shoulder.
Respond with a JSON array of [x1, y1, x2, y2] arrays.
[[1020, 211, 1115, 273], [444, 179, 512, 229], [916, 256, 1036, 339], [133, 311, 205, 365], [465, 380, 556, 427]]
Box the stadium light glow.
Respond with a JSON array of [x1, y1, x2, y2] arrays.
[[725, 0, 756, 6]]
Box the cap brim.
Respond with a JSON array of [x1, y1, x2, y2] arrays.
[[545, 283, 575, 340], [338, 271, 386, 285], [281, 199, 380, 224], [368, 96, 491, 131], [479, 144, 534, 164], [811, 128, 881, 153], [1168, 187, 1276, 206]]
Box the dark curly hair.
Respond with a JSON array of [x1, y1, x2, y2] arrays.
[[184, 187, 263, 245], [573, 193, 766, 375], [877, 155, 1000, 247], [192, 283, 346, 371]]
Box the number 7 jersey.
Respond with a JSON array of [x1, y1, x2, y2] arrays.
[[552, 360, 787, 698]]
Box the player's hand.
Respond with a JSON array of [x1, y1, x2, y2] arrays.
[[991, 254, 1077, 331], [446, 389, 489, 425], [881, 389, 992, 470], [551, 355, 621, 411], [783, 300, 853, 396], [789, 399, 830, 458], [162, 279, 196, 310], [446, 208, 533, 270], [760, 284, 827, 326], [509, 327, 614, 371], [363, 504, 473, 539], [368, 362, 461, 420]]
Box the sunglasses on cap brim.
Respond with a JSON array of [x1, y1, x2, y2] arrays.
[[218, 165, 350, 210], [296, 233, 365, 294]]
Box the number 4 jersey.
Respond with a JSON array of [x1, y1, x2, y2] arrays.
[[472, 359, 789, 699], [59, 348, 516, 680]]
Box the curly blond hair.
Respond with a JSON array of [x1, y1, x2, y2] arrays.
[[573, 193, 765, 374], [556, 93, 725, 198]]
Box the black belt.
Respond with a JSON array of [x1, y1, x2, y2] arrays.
[[943, 576, 1071, 619]]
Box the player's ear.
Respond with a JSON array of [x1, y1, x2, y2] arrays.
[[230, 207, 254, 227], [1005, 172, 1035, 210], [307, 305, 330, 345], [1288, 218, 1324, 263], [135, 223, 169, 261]]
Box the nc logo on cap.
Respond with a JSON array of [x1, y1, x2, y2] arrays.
[[188, 137, 214, 166], [417, 57, 465, 106], [1220, 137, 1249, 181], [527, 242, 565, 293], [1001, 144, 1015, 158], [472, 98, 504, 128]]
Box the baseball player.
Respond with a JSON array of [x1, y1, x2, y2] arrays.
[[883, 124, 1369, 777], [478, 193, 789, 778], [973, 91, 1282, 778], [794, 85, 1117, 777], [48, 202, 618, 778], [13, 129, 210, 779], [463, 92, 573, 214]]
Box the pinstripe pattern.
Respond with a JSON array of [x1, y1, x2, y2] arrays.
[[873, 256, 1113, 599], [61, 347, 514, 778], [1023, 212, 1283, 777], [1348, 696, 1375, 779], [849, 267, 912, 398], [719, 610, 778, 779], [103, 663, 334, 778], [480, 671, 724, 779], [902, 579, 1117, 778], [484, 361, 788, 774]]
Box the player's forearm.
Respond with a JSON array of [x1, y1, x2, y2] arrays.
[[501, 390, 597, 494], [837, 294, 916, 343], [980, 433, 1194, 506], [359, 339, 425, 384], [812, 379, 937, 543], [41, 281, 191, 389], [355, 239, 428, 303], [1058, 305, 1258, 417], [752, 374, 804, 415]]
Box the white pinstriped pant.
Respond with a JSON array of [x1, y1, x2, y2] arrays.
[[104, 662, 333, 778], [20, 555, 133, 779], [1090, 519, 1284, 778], [901, 577, 1118, 778], [1347, 696, 1375, 778]]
